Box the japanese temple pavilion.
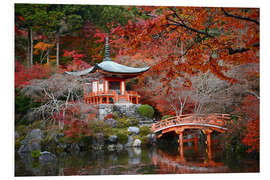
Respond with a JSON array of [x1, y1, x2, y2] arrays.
[[66, 37, 150, 104]]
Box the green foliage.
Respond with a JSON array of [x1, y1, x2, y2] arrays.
[[138, 105, 155, 118], [161, 115, 173, 120], [127, 117, 139, 126], [15, 135, 25, 151], [15, 124, 28, 137], [89, 120, 110, 133], [116, 132, 128, 144], [15, 91, 41, 125], [31, 150, 41, 159], [114, 116, 139, 128], [29, 120, 43, 130], [140, 136, 149, 146], [115, 117, 130, 128], [139, 126, 151, 136]]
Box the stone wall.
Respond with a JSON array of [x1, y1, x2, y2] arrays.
[[98, 103, 155, 125], [98, 104, 141, 120]]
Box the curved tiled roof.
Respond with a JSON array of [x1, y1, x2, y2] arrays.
[[65, 36, 150, 76]]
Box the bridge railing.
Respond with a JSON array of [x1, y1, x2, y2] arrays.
[[151, 113, 231, 133]]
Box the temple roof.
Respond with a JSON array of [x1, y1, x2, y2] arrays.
[[65, 36, 150, 77]]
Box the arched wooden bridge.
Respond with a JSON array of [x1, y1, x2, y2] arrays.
[[152, 113, 231, 137], [151, 114, 231, 158]]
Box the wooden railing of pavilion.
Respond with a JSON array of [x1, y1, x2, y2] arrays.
[[83, 90, 140, 104]]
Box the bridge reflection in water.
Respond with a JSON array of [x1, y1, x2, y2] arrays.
[[152, 141, 230, 174]]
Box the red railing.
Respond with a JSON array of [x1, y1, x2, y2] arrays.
[[151, 114, 231, 133], [84, 90, 140, 104]]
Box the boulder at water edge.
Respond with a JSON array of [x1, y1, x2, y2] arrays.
[[127, 126, 140, 135], [18, 129, 43, 153], [133, 139, 142, 147], [108, 135, 118, 143], [39, 151, 57, 163]]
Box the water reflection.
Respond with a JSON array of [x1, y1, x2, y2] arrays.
[[152, 148, 229, 174], [15, 142, 258, 176]]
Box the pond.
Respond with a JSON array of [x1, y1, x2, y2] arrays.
[[15, 141, 259, 176]]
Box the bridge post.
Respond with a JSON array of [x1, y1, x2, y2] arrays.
[[176, 129, 185, 160], [194, 134, 199, 152], [204, 129, 213, 161]]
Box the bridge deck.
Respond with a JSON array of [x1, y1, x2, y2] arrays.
[[151, 114, 231, 134]]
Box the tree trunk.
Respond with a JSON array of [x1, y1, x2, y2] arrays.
[[28, 29, 33, 66], [46, 48, 50, 65], [56, 32, 59, 67]]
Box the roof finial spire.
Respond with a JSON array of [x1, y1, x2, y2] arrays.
[[104, 34, 111, 61]]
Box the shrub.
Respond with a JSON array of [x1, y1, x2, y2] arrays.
[[139, 126, 151, 136], [138, 105, 155, 119], [162, 115, 173, 120], [140, 136, 149, 146], [115, 117, 130, 128], [31, 150, 41, 159], [127, 117, 139, 126], [116, 132, 128, 144], [89, 121, 110, 133]]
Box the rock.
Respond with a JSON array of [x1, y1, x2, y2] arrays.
[[133, 139, 142, 147], [18, 129, 43, 153], [28, 129, 43, 142], [91, 144, 104, 150], [125, 135, 134, 147], [70, 143, 80, 153], [39, 151, 57, 163], [98, 104, 141, 120], [15, 131, 19, 139], [128, 127, 140, 135], [147, 134, 156, 144], [78, 141, 85, 147], [105, 118, 117, 127], [57, 143, 67, 151], [54, 133, 65, 143], [116, 143, 123, 151], [96, 133, 104, 145], [18, 144, 30, 153], [29, 141, 41, 151], [107, 144, 116, 151], [108, 135, 118, 143]]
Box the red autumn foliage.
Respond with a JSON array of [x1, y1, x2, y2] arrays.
[[15, 62, 53, 88], [240, 95, 259, 152], [63, 50, 92, 71], [104, 113, 114, 120]]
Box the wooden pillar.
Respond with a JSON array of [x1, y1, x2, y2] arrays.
[[177, 129, 184, 160], [103, 78, 105, 94], [194, 134, 199, 153], [136, 96, 139, 104], [123, 80, 126, 95], [100, 97, 102, 104], [205, 129, 213, 161], [97, 80, 99, 94], [106, 96, 109, 104]]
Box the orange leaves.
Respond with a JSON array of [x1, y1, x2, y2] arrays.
[[239, 95, 260, 152], [33, 42, 54, 54]]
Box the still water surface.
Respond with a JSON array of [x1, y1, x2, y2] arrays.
[[15, 143, 259, 176]]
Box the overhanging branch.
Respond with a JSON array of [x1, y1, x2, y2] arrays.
[[221, 8, 259, 25]]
